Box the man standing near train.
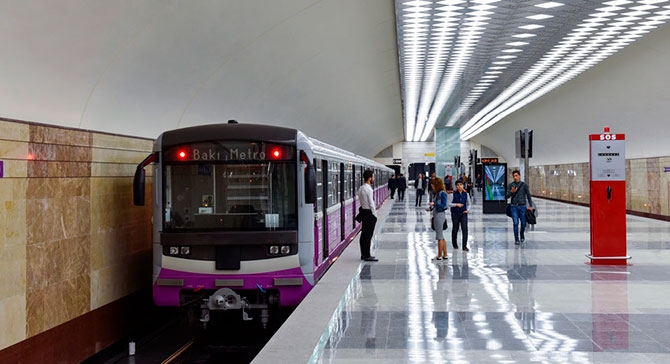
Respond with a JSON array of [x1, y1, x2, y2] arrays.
[[357, 169, 378, 261]]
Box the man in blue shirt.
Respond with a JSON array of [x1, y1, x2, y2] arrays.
[[449, 180, 471, 252], [506, 170, 534, 244]]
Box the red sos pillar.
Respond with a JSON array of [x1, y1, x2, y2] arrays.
[[587, 127, 629, 265]]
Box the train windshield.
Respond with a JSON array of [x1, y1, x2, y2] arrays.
[[163, 143, 297, 231]]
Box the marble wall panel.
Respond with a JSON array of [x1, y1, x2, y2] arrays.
[[1, 120, 155, 354], [92, 133, 153, 151], [27, 274, 90, 336], [29, 144, 92, 164], [0, 296, 26, 350], [529, 159, 668, 219], [92, 148, 154, 164], [0, 244, 26, 299], [0, 120, 30, 141], [661, 157, 670, 216], [0, 180, 27, 247], [91, 162, 141, 178], [0, 160, 27, 178], [26, 180, 90, 245], [646, 158, 661, 215], [90, 252, 151, 310], [29, 125, 90, 147], [0, 140, 29, 160]]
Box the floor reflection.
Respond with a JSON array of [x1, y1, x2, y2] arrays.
[[318, 190, 670, 363]]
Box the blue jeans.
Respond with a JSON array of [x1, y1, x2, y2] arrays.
[[510, 204, 527, 241]]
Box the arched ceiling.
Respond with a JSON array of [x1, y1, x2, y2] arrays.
[[2, 0, 670, 164], [1, 0, 402, 157]]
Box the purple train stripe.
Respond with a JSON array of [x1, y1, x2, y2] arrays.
[[154, 266, 313, 307]]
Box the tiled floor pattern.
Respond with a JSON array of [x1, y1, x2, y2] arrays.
[[317, 190, 670, 363]]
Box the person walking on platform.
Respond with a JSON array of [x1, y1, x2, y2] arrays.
[[449, 180, 471, 252], [397, 174, 407, 201], [388, 175, 397, 200], [358, 169, 378, 261], [415, 173, 427, 207], [475, 173, 483, 192], [466, 174, 474, 199], [427, 177, 449, 261], [506, 170, 534, 245]]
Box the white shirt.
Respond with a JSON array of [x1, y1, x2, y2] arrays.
[[358, 183, 377, 217]]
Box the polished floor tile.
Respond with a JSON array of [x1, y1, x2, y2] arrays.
[[317, 189, 670, 363]]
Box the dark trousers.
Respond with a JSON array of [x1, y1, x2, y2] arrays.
[[451, 213, 468, 248], [398, 189, 405, 201], [415, 190, 424, 206], [390, 188, 396, 199], [360, 210, 377, 259], [510, 204, 527, 241]]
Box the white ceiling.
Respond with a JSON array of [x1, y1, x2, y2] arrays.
[[1, 0, 669, 164], [1, 0, 402, 157]]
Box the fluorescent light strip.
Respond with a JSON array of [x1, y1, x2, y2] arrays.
[[536, 2, 564, 9], [461, 17, 654, 140], [419, 22, 483, 140], [527, 14, 554, 20]]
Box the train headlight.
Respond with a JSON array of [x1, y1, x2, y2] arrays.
[[269, 245, 279, 255], [281, 245, 291, 254], [169, 246, 179, 255], [180, 246, 190, 255]]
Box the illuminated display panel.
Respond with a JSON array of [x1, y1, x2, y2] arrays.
[[163, 141, 295, 162], [484, 164, 506, 201]]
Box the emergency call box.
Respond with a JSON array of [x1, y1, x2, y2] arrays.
[[589, 134, 625, 181], [588, 128, 628, 265]]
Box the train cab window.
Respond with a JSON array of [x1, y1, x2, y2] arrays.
[[164, 162, 297, 231]]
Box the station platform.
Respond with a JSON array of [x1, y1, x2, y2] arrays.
[[253, 188, 670, 363]]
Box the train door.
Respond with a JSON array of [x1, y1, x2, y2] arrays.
[[321, 160, 329, 259], [340, 162, 346, 240], [313, 158, 324, 264]]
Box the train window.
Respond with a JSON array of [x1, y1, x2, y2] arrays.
[[164, 162, 297, 231], [354, 165, 361, 192], [343, 164, 352, 200], [314, 158, 323, 213], [328, 161, 339, 207]]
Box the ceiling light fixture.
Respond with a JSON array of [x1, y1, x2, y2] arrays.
[[396, 0, 670, 142]]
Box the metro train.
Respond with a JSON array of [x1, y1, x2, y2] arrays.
[[133, 121, 392, 328]]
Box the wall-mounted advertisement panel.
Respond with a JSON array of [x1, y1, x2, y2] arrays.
[[482, 162, 507, 214]]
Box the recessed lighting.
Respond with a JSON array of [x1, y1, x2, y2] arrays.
[[527, 14, 554, 20], [512, 33, 536, 38], [632, 4, 659, 11], [519, 24, 544, 30], [604, 0, 633, 6], [536, 2, 564, 9], [502, 48, 523, 53]]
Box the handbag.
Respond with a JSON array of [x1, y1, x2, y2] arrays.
[[505, 204, 512, 217], [431, 216, 448, 230], [525, 209, 537, 225]]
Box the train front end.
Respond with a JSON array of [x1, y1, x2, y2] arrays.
[[136, 125, 312, 328]]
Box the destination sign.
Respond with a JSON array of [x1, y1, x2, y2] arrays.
[[164, 142, 295, 162]]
